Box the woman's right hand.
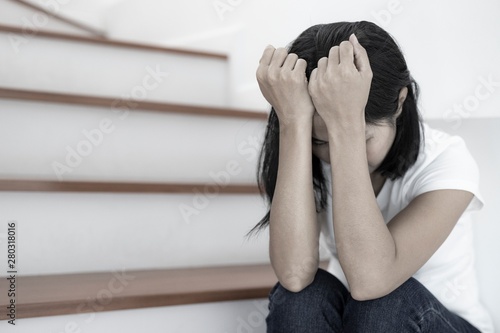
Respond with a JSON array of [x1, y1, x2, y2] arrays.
[[256, 45, 315, 126]]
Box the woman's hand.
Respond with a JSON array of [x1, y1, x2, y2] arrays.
[[256, 45, 315, 126], [308, 34, 373, 132]]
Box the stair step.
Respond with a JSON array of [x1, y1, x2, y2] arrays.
[[0, 87, 267, 119], [0, 24, 226, 59], [0, 179, 259, 193], [0, 261, 329, 319], [0, 25, 229, 106], [0, 96, 266, 182], [0, 191, 269, 275], [6, 0, 106, 37], [0, 0, 97, 37], [0, 263, 274, 319]]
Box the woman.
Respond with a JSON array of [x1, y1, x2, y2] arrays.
[[251, 21, 493, 332]]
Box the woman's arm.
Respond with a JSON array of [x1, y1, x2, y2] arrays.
[[256, 46, 319, 291], [327, 125, 473, 300], [269, 119, 320, 292], [309, 35, 474, 300]]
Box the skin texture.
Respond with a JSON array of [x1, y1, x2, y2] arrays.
[[256, 34, 474, 298]]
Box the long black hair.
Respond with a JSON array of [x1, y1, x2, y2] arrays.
[[249, 21, 422, 235]]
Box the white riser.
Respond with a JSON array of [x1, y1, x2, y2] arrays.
[[0, 0, 95, 37], [1, 299, 268, 333], [0, 99, 266, 182], [0, 192, 269, 275], [0, 32, 229, 107]]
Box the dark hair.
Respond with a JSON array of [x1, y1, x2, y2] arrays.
[[248, 21, 422, 235]]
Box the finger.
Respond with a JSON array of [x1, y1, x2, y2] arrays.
[[259, 45, 275, 65], [339, 41, 354, 67], [282, 53, 299, 70], [293, 58, 307, 72], [327, 46, 340, 68], [349, 34, 371, 73], [309, 68, 318, 85], [317, 57, 328, 73], [269, 48, 289, 68]]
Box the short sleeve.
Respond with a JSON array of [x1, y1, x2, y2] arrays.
[[409, 136, 484, 212]]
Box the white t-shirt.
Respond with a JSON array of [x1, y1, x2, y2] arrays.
[[319, 123, 494, 332]]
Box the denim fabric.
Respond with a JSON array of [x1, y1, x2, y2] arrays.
[[266, 268, 481, 333]]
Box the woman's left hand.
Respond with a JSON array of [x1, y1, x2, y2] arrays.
[[308, 34, 373, 132]]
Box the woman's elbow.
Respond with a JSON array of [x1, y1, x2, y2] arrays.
[[349, 276, 396, 301], [280, 274, 312, 293], [350, 287, 383, 301], [278, 272, 316, 293]]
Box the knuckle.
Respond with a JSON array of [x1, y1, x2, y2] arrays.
[[280, 71, 291, 81], [268, 71, 279, 83], [339, 64, 350, 72], [340, 71, 350, 79], [318, 78, 327, 89], [291, 73, 304, 84]]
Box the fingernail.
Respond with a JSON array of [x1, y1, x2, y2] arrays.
[[351, 33, 359, 44]]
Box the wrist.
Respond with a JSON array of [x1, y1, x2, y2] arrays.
[[327, 121, 365, 148], [279, 117, 313, 134], [325, 113, 365, 137]]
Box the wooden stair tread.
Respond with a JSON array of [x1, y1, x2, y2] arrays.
[[10, 0, 107, 38], [0, 24, 227, 59], [0, 262, 329, 319], [0, 263, 277, 319], [0, 179, 260, 193], [0, 87, 268, 120]]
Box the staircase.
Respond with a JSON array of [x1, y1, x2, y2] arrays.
[[0, 1, 281, 331]]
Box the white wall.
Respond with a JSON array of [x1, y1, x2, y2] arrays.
[[101, 0, 500, 116]]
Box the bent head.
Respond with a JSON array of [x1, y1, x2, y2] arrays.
[[289, 21, 421, 175], [311, 86, 408, 174], [251, 21, 422, 234]]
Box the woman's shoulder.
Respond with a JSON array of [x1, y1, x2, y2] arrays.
[[420, 123, 468, 159], [400, 122, 483, 210], [407, 122, 474, 172]]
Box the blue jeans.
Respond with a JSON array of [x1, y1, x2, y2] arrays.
[[266, 268, 480, 332]]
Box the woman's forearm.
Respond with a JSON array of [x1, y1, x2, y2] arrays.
[[328, 127, 396, 300], [269, 119, 320, 292]]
